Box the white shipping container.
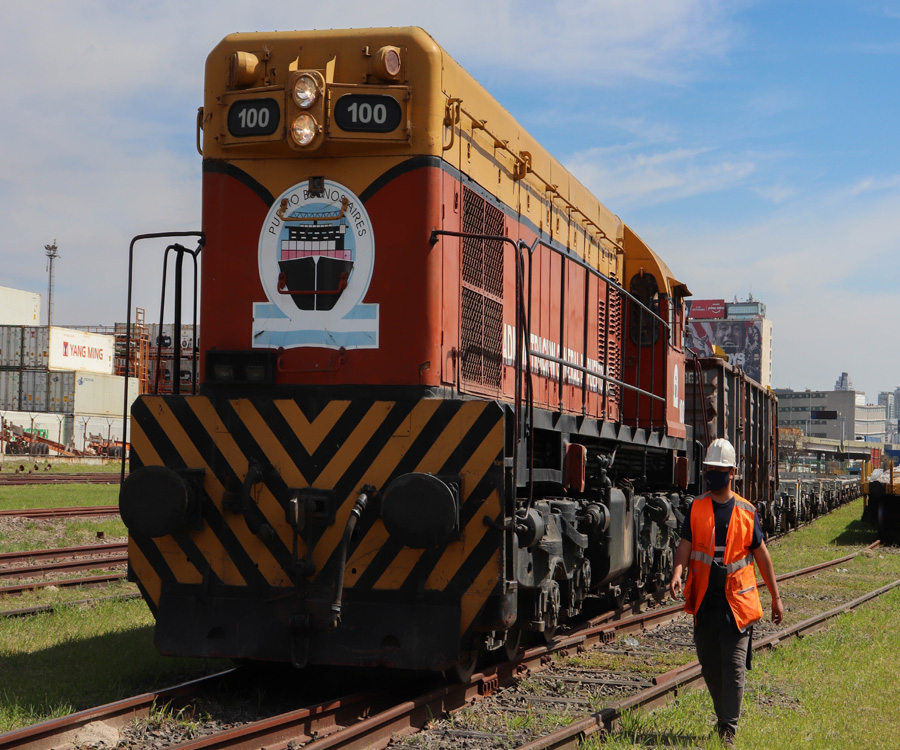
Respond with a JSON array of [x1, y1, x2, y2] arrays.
[[147, 323, 198, 352], [48, 327, 114, 375], [47, 371, 76, 414], [0, 326, 23, 368], [73, 371, 139, 416], [0, 370, 20, 410], [20, 370, 48, 412], [22, 327, 49, 369], [0, 286, 41, 326]]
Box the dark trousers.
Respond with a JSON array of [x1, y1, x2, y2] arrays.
[[693, 602, 750, 735]]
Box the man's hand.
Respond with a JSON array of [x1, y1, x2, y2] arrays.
[[669, 574, 683, 600], [771, 596, 784, 625]]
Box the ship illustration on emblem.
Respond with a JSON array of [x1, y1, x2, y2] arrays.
[[253, 179, 379, 350], [276, 196, 352, 312]]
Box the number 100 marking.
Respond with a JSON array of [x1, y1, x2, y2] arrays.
[[346, 101, 387, 125], [237, 106, 270, 129]]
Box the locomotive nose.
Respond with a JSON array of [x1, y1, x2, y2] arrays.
[[119, 465, 193, 538], [380, 473, 459, 548]]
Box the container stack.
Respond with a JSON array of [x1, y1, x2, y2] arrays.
[[0, 323, 138, 455], [146, 323, 199, 394]]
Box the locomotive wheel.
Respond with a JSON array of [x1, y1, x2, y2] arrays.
[[448, 648, 479, 683], [502, 626, 522, 661]]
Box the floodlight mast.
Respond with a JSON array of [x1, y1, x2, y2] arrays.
[[45, 240, 59, 328]]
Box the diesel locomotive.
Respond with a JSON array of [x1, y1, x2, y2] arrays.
[[119, 27, 778, 679]]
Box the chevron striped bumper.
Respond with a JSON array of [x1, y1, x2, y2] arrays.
[[121, 391, 509, 669]]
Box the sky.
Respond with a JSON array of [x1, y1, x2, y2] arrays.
[[1, 1, 899, 401]]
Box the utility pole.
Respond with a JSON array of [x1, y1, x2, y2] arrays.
[[45, 240, 59, 328]]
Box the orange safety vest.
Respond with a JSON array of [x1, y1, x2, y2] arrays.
[[683, 492, 764, 631]]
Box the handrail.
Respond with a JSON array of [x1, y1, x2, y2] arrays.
[[430, 227, 669, 501], [122, 231, 204, 487], [445, 97, 625, 257]]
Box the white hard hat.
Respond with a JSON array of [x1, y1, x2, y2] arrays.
[[703, 438, 736, 468]]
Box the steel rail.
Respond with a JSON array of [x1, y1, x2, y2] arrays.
[[1, 592, 141, 619], [0, 543, 128, 564], [0, 506, 119, 519], [0, 555, 127, 580], [0, 473, 122, 485], [0, 671, 235, 750], [0, 573, 125, 597]]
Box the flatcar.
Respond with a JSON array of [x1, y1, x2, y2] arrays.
[[119, 27, 774, 679]]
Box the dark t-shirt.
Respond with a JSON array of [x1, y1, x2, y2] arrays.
[[680, 495, 764, 613]]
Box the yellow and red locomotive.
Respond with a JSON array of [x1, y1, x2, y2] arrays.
[[120, 27, 720, 677]]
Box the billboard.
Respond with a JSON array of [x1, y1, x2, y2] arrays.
[[48, 327, 114, 375], [686, 299, 726, 319], [686, 320, 763, 384]]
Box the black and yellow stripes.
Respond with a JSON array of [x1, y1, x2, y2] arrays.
[[128, 393, 506, 638]]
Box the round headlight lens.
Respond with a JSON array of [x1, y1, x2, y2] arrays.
[[291, 114, 318, 146], [382, 48, 401, 77], [293, 74, 318, 109]]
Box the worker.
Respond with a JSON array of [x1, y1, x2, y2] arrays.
[[669, 438, 784, 747]]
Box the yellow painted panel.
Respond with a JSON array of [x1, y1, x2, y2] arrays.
[[148, 399, 247, 587], [128, 539, 161, 607], [460, 559, 505, 634], [274, 399, 351, 455], [373, 547, 425, 590], [308, 401, 398, 571], [413, 401, 485, 474]]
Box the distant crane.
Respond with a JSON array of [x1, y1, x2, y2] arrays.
[[45, 240, 59, 327]]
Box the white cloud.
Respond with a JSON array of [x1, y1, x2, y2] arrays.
[[566, 146, 757, 209]]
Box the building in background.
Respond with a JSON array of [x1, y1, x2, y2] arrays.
[[834, 372, 854, 391], [880, 391, 899, 443], [776, 374, 887, 442], [685, 294, 773, 387]]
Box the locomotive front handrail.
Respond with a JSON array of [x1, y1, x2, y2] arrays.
[[122, 231, 204, 487]]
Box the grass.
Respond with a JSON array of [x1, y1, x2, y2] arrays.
[[0, 484, 123, 555], [0, 483, 119, 510], [0, 458, 122, 473], [0, 598, 220, 734], [587, 498, 900, 749]]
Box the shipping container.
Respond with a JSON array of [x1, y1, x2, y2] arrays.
[[19, 370, 48, 412], [22, 327, 50, 369], [48, 326, 115, 375], [48, 371, 76, 413], [73, 371, 139, 416], [0, 286, 41, 326], [0, 371, 20, 410], [0, 326, 23, 369], [147, 323, 199, 353]]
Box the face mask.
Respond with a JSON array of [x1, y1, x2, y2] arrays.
[[706, 470, 731, 492]]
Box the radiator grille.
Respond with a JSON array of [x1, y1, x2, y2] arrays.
[[460, 187, 505, 388]]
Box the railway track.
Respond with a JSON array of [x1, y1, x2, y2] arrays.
[[0, 472, 121, 485], [0, 542, 128, 599], [0, 543, 888, 750], [0, 542, 127, 579], [0, 505, 120, 519]]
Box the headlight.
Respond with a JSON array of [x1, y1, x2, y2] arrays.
[[372, 46, 402, 80], [291, 114, 318, 146], [292, 74, 319, 109]]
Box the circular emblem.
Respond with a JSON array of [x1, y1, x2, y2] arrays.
[[252, 179, 379, 350]]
